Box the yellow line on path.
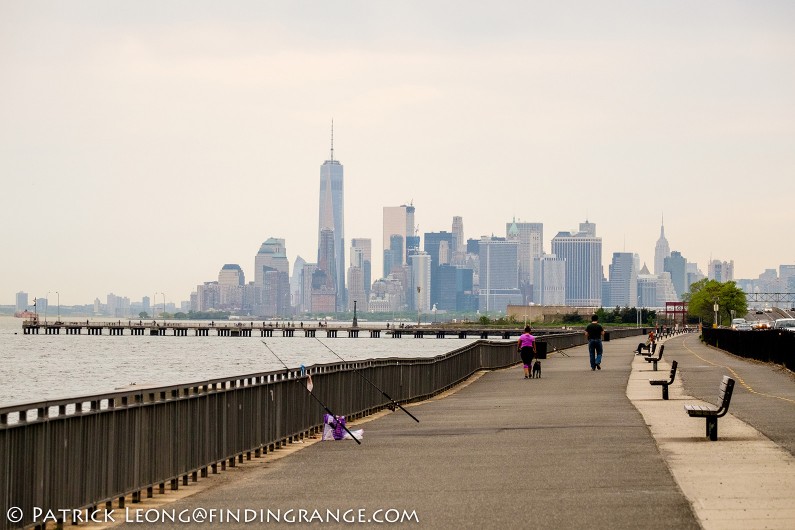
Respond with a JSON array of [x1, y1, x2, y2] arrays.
[[681, 335, 795, 405]]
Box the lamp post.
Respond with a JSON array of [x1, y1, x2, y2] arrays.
[[153, 292, 157, 320], [352, 300, 358, 328], [45, 291, 50, 323], [161, 293, 166, 323], [713, 301, 719, 328], [417, 286, 421, 326], [56, 291, 60, 322]]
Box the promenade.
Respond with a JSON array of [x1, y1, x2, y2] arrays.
[[102, 333, 795, 529]]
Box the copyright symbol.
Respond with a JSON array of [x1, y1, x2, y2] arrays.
[[6, 507, 23, 524]]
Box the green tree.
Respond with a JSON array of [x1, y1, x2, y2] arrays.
[[684, 279, 747, 326]]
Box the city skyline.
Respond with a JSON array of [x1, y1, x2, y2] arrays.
[[2, 2, 794, 305]]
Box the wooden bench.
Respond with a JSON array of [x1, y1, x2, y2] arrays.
[[684, 375, 735, 441], [649, 360, 677, 400], [644, 344, 664, 370]]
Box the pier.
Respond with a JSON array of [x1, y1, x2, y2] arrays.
[[19, 319, 622, 340]]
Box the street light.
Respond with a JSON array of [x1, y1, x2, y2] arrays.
[[161, 293, 166, 323], [45, 291, 50, 323], [713, 301, 719, 328], [417, 286, 421, 326], [56, 291, 60, 322]]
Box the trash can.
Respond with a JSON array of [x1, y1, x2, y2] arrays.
[[603, 332, 611, 342], [536, 341, 548, 359]]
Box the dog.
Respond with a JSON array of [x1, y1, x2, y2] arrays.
[[531, 360, 541, 378]]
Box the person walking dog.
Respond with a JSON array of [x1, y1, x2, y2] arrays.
[[585, 315, 605, 371], [517, 325, 537, 379]]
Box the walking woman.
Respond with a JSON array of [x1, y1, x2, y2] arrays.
[[517, 325, 537, 379]]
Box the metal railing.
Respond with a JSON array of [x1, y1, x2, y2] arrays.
[[0, 340, 525, 529]]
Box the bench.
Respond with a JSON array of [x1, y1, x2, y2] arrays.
[[634, 342, 656, 355], [649, 360, 677, 400], [684, 375, 735, 441], [644, 344, 664, 370]]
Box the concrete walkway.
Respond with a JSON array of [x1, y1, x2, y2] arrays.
[[99, 334, 795, 529], [629, 333, 795, 529]]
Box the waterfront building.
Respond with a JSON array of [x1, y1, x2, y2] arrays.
[[654, 218, 671, 275], [312, 228, 338, 313], [506, 219, 543, 292], [383, 203, 416, 268], [424, 231, 454, 308], [317, 125, 345, 311], [409, 252, 432, 313], [300, 263, 317, 313], [368, 276, 405, 313], [15, 291, 28, 313], [386, 234, 405, 276], [290, 256, 307, 311], [708, 259, 735, 282], [550, 221, 602, 307], [218, 264, 245, 310], [254, 238, 291, 316], [451, 216, 465, 265], [608, 252, 638, 308], [686, 262, 705, 290], [664, 251, 687, 299], [478, 236, 522, 313], [533, 254, 566, 306], [196, 282, 220, 312], [350, 238, 372, 300], [637, 264, 657, 308]]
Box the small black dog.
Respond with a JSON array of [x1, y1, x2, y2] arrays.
[[531, 361, 541, 378]]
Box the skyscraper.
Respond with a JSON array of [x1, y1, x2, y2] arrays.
[[551, 221, 603, 307], [318, 123, 345, 311], [350, 238, 372, 300], [383, 203, 416, 270], [533, 255, 566, 306], [664, 251, 687, 299], [424, 231, 454, 307], [506, 219, 543, 300], [608, 252, 638, 308], [312, 228, 338, 313], [218, 264, 245, 310], [708, 259, 735, 282], [409, 252, 431, 313], [478, 236, 522, 313], [254, 238, 291, 316], [654, 217, 671, 275], [451, 216, 465, 265]]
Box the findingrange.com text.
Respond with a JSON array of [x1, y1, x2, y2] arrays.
[[7, 507, 419, 525]]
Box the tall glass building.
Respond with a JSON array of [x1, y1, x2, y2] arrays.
[[607, 252, 638, 308], [551, 221, 602, 307], [318, 127, 345, 311], [478, 237, 522, 313]]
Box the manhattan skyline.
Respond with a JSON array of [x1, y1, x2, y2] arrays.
[[2, 2, 794, 305]]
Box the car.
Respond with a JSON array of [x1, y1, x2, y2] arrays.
[[731, 318, 747, 330], [752, 321, 771, 330], [755, 310, 764, 315], [735, 322, 753, 331], [773, 318, 795, 332]]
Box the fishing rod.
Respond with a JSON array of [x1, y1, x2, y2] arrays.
[[315, 338, 419, 423], [261, 341, 361, 444]]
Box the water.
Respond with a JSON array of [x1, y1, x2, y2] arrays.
[[0, 316, 478, 407]]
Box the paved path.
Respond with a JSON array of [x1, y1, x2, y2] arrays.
[[103, 334, 795, 529]]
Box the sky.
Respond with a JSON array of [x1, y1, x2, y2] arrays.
[[2, 1, 794, 306]]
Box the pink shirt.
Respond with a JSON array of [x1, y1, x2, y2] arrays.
[[519, 333, 536, 348]]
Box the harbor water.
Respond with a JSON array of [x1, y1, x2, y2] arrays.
[[0, 316, 480, 407]]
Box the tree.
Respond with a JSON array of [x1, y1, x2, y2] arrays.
[[684, 279, 747, 326]]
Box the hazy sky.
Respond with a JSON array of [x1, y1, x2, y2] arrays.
[[2, 1, 794, 306]]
